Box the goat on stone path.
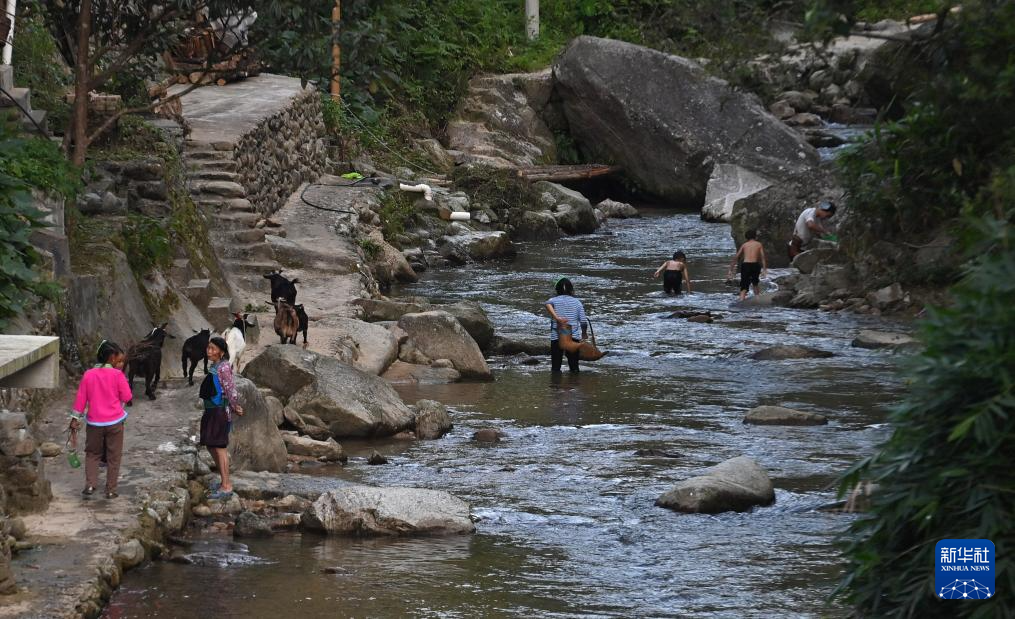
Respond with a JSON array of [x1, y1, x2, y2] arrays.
[[222, 313, 255, 371], [271, 298, 299, 345], [263, 270, 299, 305], [294, 304, 309, 349], [127, 323, 174, 400], [181, 328, 211, 386]]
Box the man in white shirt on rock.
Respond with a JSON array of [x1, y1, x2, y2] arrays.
[[789, 201, 836, 259]]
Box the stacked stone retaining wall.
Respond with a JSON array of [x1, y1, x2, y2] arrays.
[[232, 89, 327, 217]]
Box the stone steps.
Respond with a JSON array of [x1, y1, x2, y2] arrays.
[[207, 297, 236, 330], [170, 258, 193, 287], [214, 242, 274, 262], [221, 259, 279, 278], [187, 159, 239, 173], [187, 150, 233, 161], [193, 180, 247, 199], [185, 278, 212, 308], [195, 197, 256, 212], [213, 211, 260, 229], [191, 170, 240, 182]]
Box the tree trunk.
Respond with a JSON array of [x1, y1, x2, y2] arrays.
[[71, 0, 92, 167]]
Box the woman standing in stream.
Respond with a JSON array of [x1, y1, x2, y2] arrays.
[[199, 336, 244, 499]]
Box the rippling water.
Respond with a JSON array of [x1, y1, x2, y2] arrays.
[[106, 209, 908, 618]]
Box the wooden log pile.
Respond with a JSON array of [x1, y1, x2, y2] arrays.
[[516, 164, 622, 182], [166, 28, 261, 86]]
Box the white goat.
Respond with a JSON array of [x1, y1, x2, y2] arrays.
[[222, 312, 253, 371]]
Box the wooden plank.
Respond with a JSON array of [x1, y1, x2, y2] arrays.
[[516, 165, 621, 182]]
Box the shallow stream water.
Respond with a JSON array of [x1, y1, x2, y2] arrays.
[[105, 208, 907, 618]]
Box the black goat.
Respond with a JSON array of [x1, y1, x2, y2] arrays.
[[127, 322, 174, 400], [181, 328, 211, 386], [294, 304, 309, 348], [263, 270, 299, 305]]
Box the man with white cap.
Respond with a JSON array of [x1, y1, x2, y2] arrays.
[[789, 201, 837, 259]]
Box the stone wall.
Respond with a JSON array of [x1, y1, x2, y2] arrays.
[[233, 89, 327, 217]]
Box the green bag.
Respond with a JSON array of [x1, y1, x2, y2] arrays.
[[67, 449, 81, 469]]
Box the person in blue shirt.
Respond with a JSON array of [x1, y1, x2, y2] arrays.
[[545, 277, 588, 373]]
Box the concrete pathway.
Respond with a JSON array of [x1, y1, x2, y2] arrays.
[[170, 73, 312, 144], [1, 382, 199, 618]]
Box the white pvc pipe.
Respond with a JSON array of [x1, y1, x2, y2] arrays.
[[449, 211, 471, 221], [398, 182, 433, 201], [3, 0, 16, 65], [525, 0, 539, 41]]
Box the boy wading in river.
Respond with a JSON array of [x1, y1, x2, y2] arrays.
[[545, 277, 589, 373], [729, 229, 768, 301], [653, 251, 692, 295]]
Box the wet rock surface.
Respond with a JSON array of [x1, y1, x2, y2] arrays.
[[656, 456, 776, 514], [301, 485, 475, 537]]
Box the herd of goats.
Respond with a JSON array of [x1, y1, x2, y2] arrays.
[[123, 270, 308, 401]]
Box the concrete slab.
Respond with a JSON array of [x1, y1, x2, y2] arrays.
[[0, 336, 60, 389], [170, 74, 313, 144]]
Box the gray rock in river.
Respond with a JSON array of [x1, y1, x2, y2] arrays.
[[751, 345, 834, 360], [554, 36, 818, 207], [489, 335, 548, 356], [233, 511, 274, 538], [512, 210, 562, 241], [439, 231, 517, 264], [301, 485, 476, 536], [656, 456, 776, 514], [595, 199, 639, 219], [438, 301, 495, 351], [414, 399, 453, 440], [282, 433, 347, 462], [364, 230, 418, 286], [743, 405, 828, 426], [245, 345, 415, 438], [228, 377, 288, 473], [553, 203, 600, 235], [398, 311, 492, 380], [851, 329, 918, 350]]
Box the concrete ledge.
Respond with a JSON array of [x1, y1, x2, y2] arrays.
[[0, 336, 61, 389]]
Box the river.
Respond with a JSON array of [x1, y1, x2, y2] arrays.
[[104, 207, 907, 618]]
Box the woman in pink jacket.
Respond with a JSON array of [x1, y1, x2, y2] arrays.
[[70, 340, 133, 499]]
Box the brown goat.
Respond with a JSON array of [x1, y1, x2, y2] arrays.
[[272, 298, 299, 345]]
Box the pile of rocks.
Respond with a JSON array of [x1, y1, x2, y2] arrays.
[[0, 410, 52, 515], [749, 19, 934, 131]]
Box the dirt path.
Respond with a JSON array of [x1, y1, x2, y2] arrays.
[[1, 378, 200, 618]]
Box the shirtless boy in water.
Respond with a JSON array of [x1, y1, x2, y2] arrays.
[[728, 229, 767, 301]]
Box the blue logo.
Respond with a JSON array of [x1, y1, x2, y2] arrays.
[[935, 539, 995, 600]]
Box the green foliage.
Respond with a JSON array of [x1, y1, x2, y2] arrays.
[[836, 2, 1015, 616], [357, 237, 381, 260], [0, 173, 60, 328], [377, 190, 418, 241], [837, 210, 1015, 618], [0, 131, 81, 198], [12, 1, 71, 128], [113, 214, 172, 277], [837, 0, 1014, 238]]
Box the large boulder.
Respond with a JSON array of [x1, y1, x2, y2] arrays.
[[447, 70, 558, 168], [512, 210, 561, 241], [414, 400, 453, 440], [382, 361, 461, 385], [365, 231, 418, 286], [397, 311, 492, 380], [553, 204, 600, 235], [554, 36, 817, 207], [595, 199, 639, 219], [242, 345, 316, 398], [533, 181, 592, 212], [301, 485, 476, 536], [701, 164, 772, 223], [246, 346, 415, 438], [228, 378, 288, 473], [743, 405, 828, 426], [318, 317, 399, 376], [439, 231, 517, 264], [438, 301, 495, 351], [656, 456, 775, 514], [354, 298, 432, 322], [730, 167, 843, 268]]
